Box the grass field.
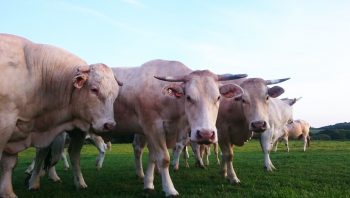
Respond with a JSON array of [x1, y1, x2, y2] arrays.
[[11, 140, 350, 198]]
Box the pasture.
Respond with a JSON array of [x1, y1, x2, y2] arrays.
[[13, 140, 350, 198]]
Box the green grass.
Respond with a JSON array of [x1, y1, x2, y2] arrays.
[[11, 140, 350, 197]]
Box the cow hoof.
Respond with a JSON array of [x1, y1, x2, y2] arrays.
[[29, 187, 40, 191], [64, 167, 70, 171], [144, 188, 156, 194], [0, 193, 18, 198], [50, 178, 62, 183], [166, 195, 179, 198], [229, 178, 241, 185]]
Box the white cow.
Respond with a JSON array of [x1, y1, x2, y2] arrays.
[[111, 60, 246, 196], [274, 119, 311, 152], [0, 34, 122, 198], [217, 78, 290, 184]]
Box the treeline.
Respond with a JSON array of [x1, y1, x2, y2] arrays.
[[311, 129, 350, 140]]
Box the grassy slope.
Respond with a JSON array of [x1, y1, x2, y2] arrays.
[[12, 140, 350, 198]]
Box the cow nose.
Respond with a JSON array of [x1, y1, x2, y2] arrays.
[[250, 121, 267, 133], [103, 121, 116, 131], [196, 130, 215, 144]]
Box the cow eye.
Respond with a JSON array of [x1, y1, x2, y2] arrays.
[[217, 96, 221, 101], [266, 96, 269, 100], [91, 87, 99, 95]]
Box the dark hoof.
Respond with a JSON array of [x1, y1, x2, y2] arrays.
[[144, 188, 156, 195], [167, 195, 180, 198]]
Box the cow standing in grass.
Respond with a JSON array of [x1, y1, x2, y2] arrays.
[[110, 60, 246, 196], [0, 34, 122, 198], [217, 78, 289, 183], [274, 119, 311, 152]]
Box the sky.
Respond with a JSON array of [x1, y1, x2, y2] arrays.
[[1, 0, 350, 127]]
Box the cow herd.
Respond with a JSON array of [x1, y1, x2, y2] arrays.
[[0, 34, 310, 198]]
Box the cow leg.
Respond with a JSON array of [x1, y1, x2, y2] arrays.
[[172, 142, 185, 172], [144, 129, 178, 196], [90, 134, 107, 170], [25, 159, 35, 174], [61, 151, 70, 170], [285, 137, 290, 152], [0, 112, 17, 160], [260, 131, 276, 171], [144, 147, 156, 192], [48, 166, 61, 182], [0, 152, 18, 198], [132, 134, 147, 179], [191, 142, 205, 169], [204, 146, 210, 166], [183, 145, 190, 168], [273, 141, 279, 152], [68, 130, 87, 189], [302, 135, 307, 152], [28, 148, 50, 190], [213, 143, 220, 165], [220, 142, 239, 184]]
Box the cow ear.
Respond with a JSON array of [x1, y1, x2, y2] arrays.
[[73, 73, 89, 89], [268, 86, 284, 98], [162, 84, 184, 98], [219, 84, 244, 99]]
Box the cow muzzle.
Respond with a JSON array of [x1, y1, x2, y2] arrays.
[[250, 121, 267, 133], [93, 120, 116, 133], [195, 129, 216, 145]]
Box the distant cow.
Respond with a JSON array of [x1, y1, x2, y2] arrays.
[[0, 34, 122, 198], [217, 78, 289, 183], [274, 119, 311, 152]]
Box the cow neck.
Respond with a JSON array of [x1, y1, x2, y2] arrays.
[[23, 44, 86, 131], [26, 44, 85, 115]]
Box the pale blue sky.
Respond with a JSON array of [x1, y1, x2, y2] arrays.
[[1, 0, 350, 127]]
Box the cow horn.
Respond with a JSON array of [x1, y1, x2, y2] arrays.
[[265, 78, 290, 85], [217, 74, 247, 81], [154, 75, 186, 82]]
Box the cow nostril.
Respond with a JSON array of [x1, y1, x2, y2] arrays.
[[196, 130, 202, 138], [103, 122, 116, 131], [210, 131, 215, 140]]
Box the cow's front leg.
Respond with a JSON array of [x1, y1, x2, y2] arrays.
[[0, 153, 18, 198], [220, 143, 240, 184], [146, 135, 178, 196], [260, 132, 276, 171], [192, 142, 205, 168], [68, 130, 87, 189]]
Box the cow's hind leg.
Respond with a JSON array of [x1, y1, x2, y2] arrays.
[[133, 134, 147, 179], [28, 148, 50, 190], [68, 129, 87, 189]]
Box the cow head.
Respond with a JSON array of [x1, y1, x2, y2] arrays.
[[234, 78, 289, 133], [155, 71, 246, 144], [72, 63, 122, 133]]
